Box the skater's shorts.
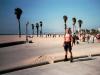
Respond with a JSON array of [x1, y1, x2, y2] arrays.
[[64, 42, 72, 51]]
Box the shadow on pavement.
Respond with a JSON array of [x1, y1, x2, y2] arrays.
[[73, 57, 96, 62]]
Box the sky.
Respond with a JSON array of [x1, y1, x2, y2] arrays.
[[0, 0, 100, 34]]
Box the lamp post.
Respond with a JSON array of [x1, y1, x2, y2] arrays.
[[26, 21, 29, 42]]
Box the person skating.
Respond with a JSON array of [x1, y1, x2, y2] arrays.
[[63, 28, 73, 62]]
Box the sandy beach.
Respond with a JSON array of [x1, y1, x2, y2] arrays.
[[0, 35, 26, 43], [0, 35, 63, 42]]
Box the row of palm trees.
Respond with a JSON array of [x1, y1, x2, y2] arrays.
[[31, 21, 43, 37], [14, 8, 83, 37], [63, 15, 83, 34], [14, 8, 43, 37], [81, 29, 100, 35]]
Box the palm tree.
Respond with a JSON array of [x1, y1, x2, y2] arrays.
[[36, 23, 39, 37], [15, 8, 23, 37], [32, 24, 34, 37], [72, 17, 76, 34], [78, 19, 83, 39], [63, 15, 68, 33], [78, 19, 83, 31], [40, 21, 43, 37]]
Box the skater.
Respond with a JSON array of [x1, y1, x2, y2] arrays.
[[63, 28, 73, 62]]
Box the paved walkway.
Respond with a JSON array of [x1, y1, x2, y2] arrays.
[[3, 56, 100, 75], [0, 42, 100, 74]]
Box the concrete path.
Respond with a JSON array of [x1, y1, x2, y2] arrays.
[[0, 36, 100, 74], [2, 56, 100, 75], [0, 42, 100, 74]]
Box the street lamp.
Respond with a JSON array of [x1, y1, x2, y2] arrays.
[[26, 21, 29, 42]]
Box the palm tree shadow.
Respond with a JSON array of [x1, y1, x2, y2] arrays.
[[73, 57, 96, 62]]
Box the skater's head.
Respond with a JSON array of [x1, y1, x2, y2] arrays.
[[65, 28, 72, 34]]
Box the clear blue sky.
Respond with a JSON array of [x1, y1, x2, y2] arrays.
[[0, 0, 100, 34]]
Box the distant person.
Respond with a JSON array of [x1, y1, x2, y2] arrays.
[[91, 35, 95, 43], [63, 28, 73, 62], [59, 34, 60, 37], [82, 34, 86, 42], [50, 34, 51, 37], [87, 34, 90, 43], [48, 34, 49, 37], [72, 33, 76, 45], [52, 33, 54, 38], [76, 35, 79, 44], [46, 34, 47, 38]]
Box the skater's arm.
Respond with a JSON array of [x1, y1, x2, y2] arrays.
[[71, 35, 73, 47]]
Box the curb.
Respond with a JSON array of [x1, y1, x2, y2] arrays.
[[0, 53, 100, 74], [0, 62, 49, 74], [0, 41, 26, 48]]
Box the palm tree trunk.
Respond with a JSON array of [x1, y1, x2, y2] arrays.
[[41, 27, 42, 37], [79, 27, 81, 41], [18, 19, 21, 37], [33, 29, 34, 37], [37, 28, 38, 37], [65, 24, 67, 34], [41, 27, 43, 36]]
